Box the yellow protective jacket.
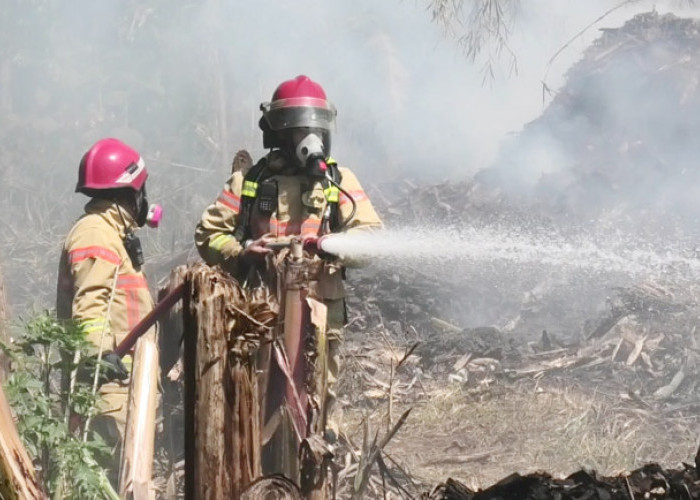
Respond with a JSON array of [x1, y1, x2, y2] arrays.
[[57, 198, 155, 357], [194, 151, 382, 299]]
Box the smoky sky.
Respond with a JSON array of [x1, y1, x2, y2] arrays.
[[2, 0, 700, 312], [18, 0, 700, 180]]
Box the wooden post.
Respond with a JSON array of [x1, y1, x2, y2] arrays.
[[299, 298, 332, 500], [119, 266, 187, 499], [118, 330, 159, 499], [258, 244, 333, 499], [184, 264, 271, 499]]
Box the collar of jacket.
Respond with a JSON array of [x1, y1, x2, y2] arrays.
[[84, 198, 137, 239]]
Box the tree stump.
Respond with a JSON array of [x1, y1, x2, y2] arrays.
[[183, 264, 274, 500]]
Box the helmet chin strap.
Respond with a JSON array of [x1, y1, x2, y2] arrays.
[[114, 198, 137, 231]]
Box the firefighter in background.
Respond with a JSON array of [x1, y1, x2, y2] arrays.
[[195, 75, 383, 441], [56, 138, 162, 473]]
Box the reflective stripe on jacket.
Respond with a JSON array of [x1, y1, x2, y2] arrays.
[[57, 198, 155, 354]]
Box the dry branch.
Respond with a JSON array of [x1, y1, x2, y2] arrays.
[[0, 384, 45, 499]]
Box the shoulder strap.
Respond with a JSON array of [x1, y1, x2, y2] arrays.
[[323, 159, 343, 232], [233, 158, 269, 242], [235, 157, 344, 239]]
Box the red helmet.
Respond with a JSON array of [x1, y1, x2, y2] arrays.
[[76, 138, 147, 194], [259, 75, 337, 151]]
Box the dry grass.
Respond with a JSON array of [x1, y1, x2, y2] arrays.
[[340, 366, 699, 492]]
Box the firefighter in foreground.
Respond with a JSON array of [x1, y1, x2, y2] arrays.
[[56, 138, 162, 480], [194, 75, 383, 444]]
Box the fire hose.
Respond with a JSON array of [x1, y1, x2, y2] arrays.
[[114, 283, 185, 358]]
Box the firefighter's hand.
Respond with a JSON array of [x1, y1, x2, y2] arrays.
[[231, 150, 253, 174], [79, 352, 129, 386], [101, 352, 129, 383], [241, 234, 274, 261]]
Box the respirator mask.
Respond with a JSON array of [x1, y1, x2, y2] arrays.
[[295, 132, 328, 178], [134, 186, 163, 228], [124, 186, 163, 270]]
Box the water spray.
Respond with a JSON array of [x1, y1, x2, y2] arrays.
[[318, 226, 700, 281]]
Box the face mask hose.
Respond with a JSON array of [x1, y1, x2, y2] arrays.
[[328, 175, 356, 230], [294, 132, 355, 227]]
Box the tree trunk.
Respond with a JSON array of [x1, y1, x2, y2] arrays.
[[183, 250, 332, 499], [183, 264, 272, 500], [0, 384, 46, 499]]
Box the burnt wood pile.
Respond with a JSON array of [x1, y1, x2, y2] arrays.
[[349, 9, 700, 412], [424, 460, 700, 500]]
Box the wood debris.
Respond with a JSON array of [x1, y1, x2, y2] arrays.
[[422, 462, 700, 499]]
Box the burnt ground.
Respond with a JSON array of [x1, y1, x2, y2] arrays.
[[334, 251, 700, 498], [332, 201, 700, 495], [326, 13, 700, 498], [336, 310, 699, 498]]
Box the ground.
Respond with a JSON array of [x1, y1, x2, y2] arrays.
[[336, 326, 699, 498]]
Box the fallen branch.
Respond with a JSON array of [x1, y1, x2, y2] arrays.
[[424, 449, 498, 466], [351, 408, 412, 500]]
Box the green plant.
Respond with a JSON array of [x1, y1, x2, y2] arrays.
[[1, 311, 119, 499]]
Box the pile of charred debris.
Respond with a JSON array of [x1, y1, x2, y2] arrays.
[[337, 11, 700, 500], [423, 461, 700, 499]]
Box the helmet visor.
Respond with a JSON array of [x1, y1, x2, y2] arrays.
[[261, 99, 337, 131]]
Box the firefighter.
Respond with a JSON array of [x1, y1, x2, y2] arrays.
[[56, 138, 162, 476], [194, 75, 383, 442]]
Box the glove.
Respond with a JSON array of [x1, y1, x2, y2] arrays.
[[101, 352, 129, 383], [79, 351, 129, 386], [231, 149, 253, 174], [240, 235, 274, 264]]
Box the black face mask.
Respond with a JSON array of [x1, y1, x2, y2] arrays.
[[134, 187, 149, 227], [113, 189, 146, 269]]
